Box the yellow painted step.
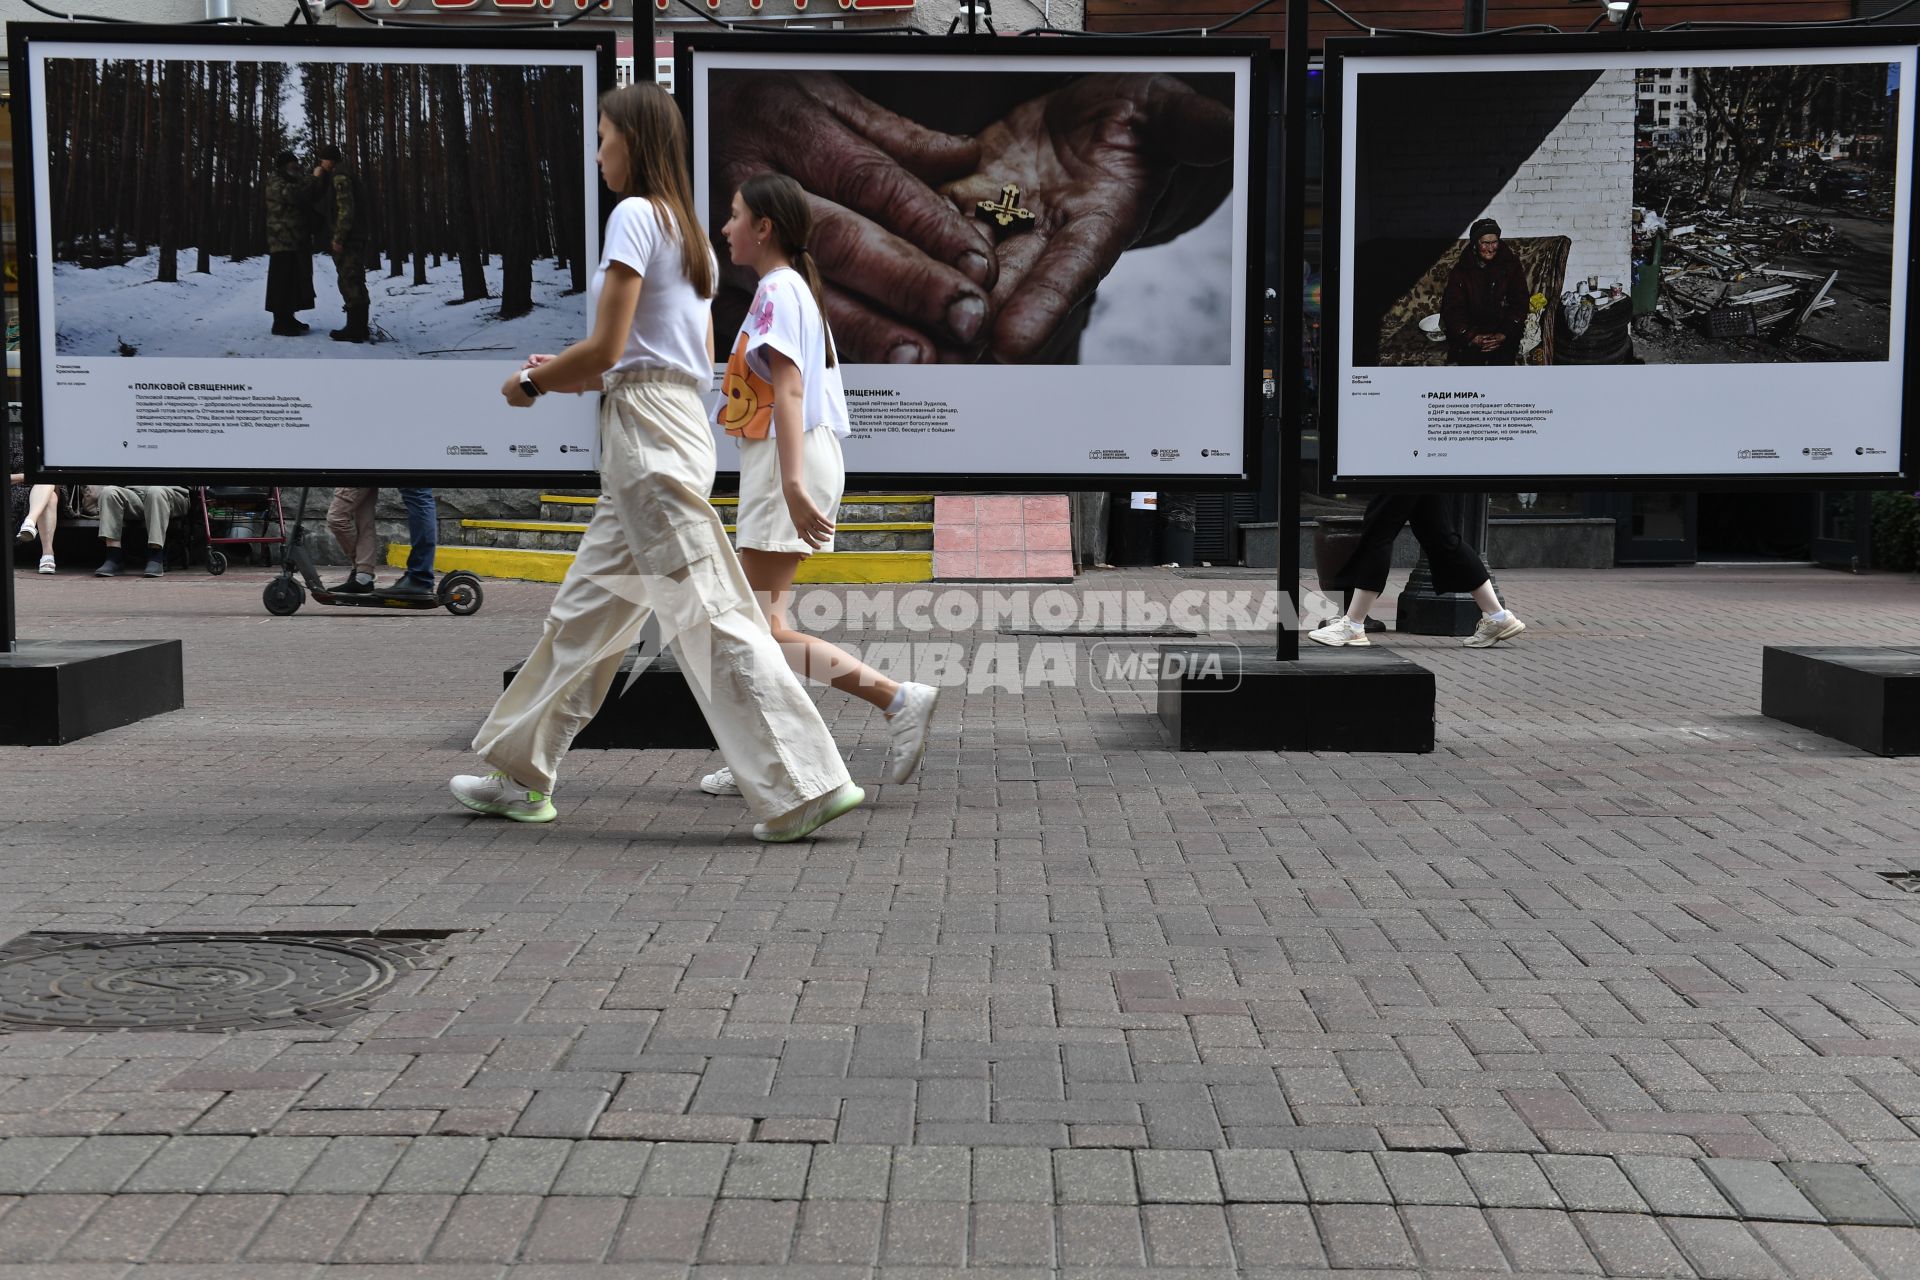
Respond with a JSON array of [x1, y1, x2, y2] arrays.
[[389, 544, 932, 585], [540, 493, 936, 508], [463, 519, 931, 535]]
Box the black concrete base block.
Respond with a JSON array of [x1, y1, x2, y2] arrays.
[[1395, 589, 1481, 637], [0, 639, 184, 746], [1762, 646, 1920, 757], [1156, 643, 1434, 752], [503, 644, 717, 751]]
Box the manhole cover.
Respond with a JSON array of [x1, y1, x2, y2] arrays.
[[0, 932, 452, 1032]]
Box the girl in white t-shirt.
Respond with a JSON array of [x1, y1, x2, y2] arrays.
[[702, 173, 938, 798], [449, 86, 861, 844]]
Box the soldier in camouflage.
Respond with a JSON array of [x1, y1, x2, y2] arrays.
[[263, 149, 317, 336], [315, 143, 370, 344]]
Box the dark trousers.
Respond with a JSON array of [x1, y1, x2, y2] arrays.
[[1330, 494, 1490, 596]]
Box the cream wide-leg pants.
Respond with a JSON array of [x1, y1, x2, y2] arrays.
[[471, 368, 850, 820]]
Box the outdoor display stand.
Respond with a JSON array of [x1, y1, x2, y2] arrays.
[[4, 23, 613, 743], [587, 22, 1431, 757], [1316, 24, 1918, 757], [637, 25, 1328, 756]]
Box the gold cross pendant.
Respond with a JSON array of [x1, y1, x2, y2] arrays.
[[975, 183, 1035, 233]]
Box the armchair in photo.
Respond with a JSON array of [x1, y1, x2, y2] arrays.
[[1371, 235, 1572, 368]]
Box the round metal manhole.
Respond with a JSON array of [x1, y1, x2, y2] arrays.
[[0, 935, 429, 1032]]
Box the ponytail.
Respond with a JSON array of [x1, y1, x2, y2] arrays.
[[791, 246, 838, 369], [738, 172, 836, 368]]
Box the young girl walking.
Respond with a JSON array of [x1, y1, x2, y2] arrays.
[[449, 85, 862, 843], [698, 173, 938, 800]]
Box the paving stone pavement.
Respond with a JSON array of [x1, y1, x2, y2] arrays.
[[3, 563, 1920, 1274]]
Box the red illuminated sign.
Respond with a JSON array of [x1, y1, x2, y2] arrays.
[[652, 0, 915, 10], [339, 1, 616, 10]]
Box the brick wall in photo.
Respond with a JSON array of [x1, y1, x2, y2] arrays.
[[1358, 68, 1636, 298]]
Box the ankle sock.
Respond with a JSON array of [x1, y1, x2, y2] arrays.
[[885, 686, 907, 716]]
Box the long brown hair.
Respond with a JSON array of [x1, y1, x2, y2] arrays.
[[738, 172, 835, 368], [598, 84, 713, 300]]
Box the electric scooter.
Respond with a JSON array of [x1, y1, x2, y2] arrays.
[[262, 487, 483, 617]]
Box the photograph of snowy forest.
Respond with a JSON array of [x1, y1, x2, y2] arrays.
[[41, 54, 592, 359]]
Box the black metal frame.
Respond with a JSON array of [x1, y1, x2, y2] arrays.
[[1319, 27, 1920, 493], [674, 30, 1271, 492], [7, 21, 618, 488]]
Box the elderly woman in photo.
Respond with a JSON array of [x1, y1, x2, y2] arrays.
[[1441, 218, 1531, 366]]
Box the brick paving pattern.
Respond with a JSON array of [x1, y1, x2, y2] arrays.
[[2, 563, 1919, 1275]]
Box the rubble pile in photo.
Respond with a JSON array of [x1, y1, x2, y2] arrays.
[[1636, 204, 1839, 336]]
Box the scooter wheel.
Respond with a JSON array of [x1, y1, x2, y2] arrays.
[[439, 572, 483, 617], [263, 577, 305, 616], [207, 551, 227, 576]]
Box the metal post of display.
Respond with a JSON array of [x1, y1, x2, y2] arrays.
[[1274, 0, 1306, 663], [2, 405, 16, 655], [1157, 0, 1434, 752]]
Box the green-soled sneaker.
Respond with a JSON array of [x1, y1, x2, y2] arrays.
[[450, 770, 556, 823], [752, 781, 864, 843]]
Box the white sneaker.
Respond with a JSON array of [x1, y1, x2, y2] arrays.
[[884, 682, 939, 784], [449, 770, 557, 823], [15, 521, 34, 544], [753, 781, 864, 843], [1465, 612, 1526, 648], [1308, 617, 1371, 647], [700, 765, 740, 796], [37, 555, 55, 574]]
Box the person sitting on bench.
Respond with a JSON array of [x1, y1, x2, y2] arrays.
[[94, 485, 190, 578]]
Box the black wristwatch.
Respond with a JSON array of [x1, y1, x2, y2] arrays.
[[518, 369, 545, 399]]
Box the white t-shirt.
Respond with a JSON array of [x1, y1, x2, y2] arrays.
[[732, 267, 851, 438], [590, 196, 715, 383]]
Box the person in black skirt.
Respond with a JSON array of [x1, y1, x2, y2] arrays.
[[1310, 494, 1525, 649]]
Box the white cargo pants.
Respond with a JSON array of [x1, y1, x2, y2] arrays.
[[472, 368, 849, 820]]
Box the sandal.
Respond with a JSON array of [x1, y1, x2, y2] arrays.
[[37, 554, 55, 574], [15, 521, 33, 544]]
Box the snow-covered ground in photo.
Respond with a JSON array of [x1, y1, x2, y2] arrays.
[[53, 249, 588, 360]]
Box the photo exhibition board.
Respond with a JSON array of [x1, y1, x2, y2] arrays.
[[11, 24, 611, 484], [1324, 34, 1917, 489], [681, 34, 1267, 488]]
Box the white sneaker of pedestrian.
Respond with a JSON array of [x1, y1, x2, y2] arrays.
[[37, 555, 55, 574], [753, 781, 864, 843], [448, 770, 557, 823], [1307, 617, 1371, 647], [884, 682, 939, 784], [700, 765, 740, 796], [1465, 611, 1526, 648]]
